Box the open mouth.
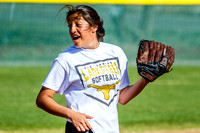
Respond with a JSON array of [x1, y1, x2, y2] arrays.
[[72, 35, 80, 40]]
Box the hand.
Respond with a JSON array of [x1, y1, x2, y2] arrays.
[[70, 111, 93, 132]]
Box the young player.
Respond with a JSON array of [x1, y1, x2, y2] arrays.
[[36, 5, 149, 133]]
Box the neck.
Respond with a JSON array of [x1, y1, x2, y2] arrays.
[[82, 39, 100, 49]]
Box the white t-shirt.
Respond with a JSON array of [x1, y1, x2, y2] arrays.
[[42, 42, 130, 133]]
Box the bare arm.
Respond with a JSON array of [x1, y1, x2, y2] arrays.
[[36, 86, 93, 132], [118, 77, 149, 105]]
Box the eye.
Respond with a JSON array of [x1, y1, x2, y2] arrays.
[[76, 23, 81, 27], [68, 24, 72, 28]]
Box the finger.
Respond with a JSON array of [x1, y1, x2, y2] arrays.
[[164, 45, 170, 57], [167, 46, 175, 71], [81, 121, 90, 131], [73, 122, 86, 132], [75, 125, 81, 132], [143, 40, 149, 64], [151, 41, 157, 62], [79, 124, 86, 132], [148, 41, 152, 62], [137, 40, 147, 64], [155, 42, 161, 62], [171, 47, 175, 65], [158, 42, 164, 61], [85, 114, 93, 119], [84, 114, 92, 129], [171, 47, 175, 64], [85, 120, 92, 130]]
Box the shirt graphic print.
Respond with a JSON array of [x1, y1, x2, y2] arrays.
[[75, 57, 121, 106]]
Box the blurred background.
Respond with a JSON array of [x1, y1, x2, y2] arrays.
[[0, 1, 200, 133], [0, 3, 200, 66]]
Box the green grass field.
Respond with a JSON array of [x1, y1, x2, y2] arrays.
[[0, 66, 199, 132]]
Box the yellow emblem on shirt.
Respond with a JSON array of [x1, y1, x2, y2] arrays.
[[87, 80, 120, 100]]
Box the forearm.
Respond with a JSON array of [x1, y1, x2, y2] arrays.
[[36, 90, 74, 119], [118, 77, 149, 105], [36, 87, 93, 132]]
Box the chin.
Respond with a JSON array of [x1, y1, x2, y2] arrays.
[[74, 44, 82, 48]]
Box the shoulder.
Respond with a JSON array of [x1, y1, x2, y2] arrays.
[[100, 42, 118, 48], [56, 46, 79, 59], [100, 42, 126, 56], [60, 45, 77, 55], [100, 42, 128, 61], [53, 46, 80, 67], [100, 42, 124, 52]]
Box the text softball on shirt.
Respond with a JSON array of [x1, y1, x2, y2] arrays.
[[75, 57, 121, 106]]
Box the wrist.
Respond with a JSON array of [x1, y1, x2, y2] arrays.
[[66, 108, 75, 120], [141, 77, 150, 84]]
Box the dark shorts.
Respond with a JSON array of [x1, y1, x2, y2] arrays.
[[65, 122, 93, 133]]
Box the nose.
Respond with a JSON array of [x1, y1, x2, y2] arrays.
[[69, 24, 76, 34]]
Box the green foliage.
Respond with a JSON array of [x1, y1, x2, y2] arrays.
[[0, 66, 199, 131]]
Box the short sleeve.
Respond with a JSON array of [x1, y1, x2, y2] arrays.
[[41, 60, 69, 95], [117, 47, 130, 90]]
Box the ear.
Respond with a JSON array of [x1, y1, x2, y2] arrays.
[[91, 25, 98, 33]]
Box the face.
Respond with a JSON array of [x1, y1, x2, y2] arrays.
[[67, 12, 98, 48]]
